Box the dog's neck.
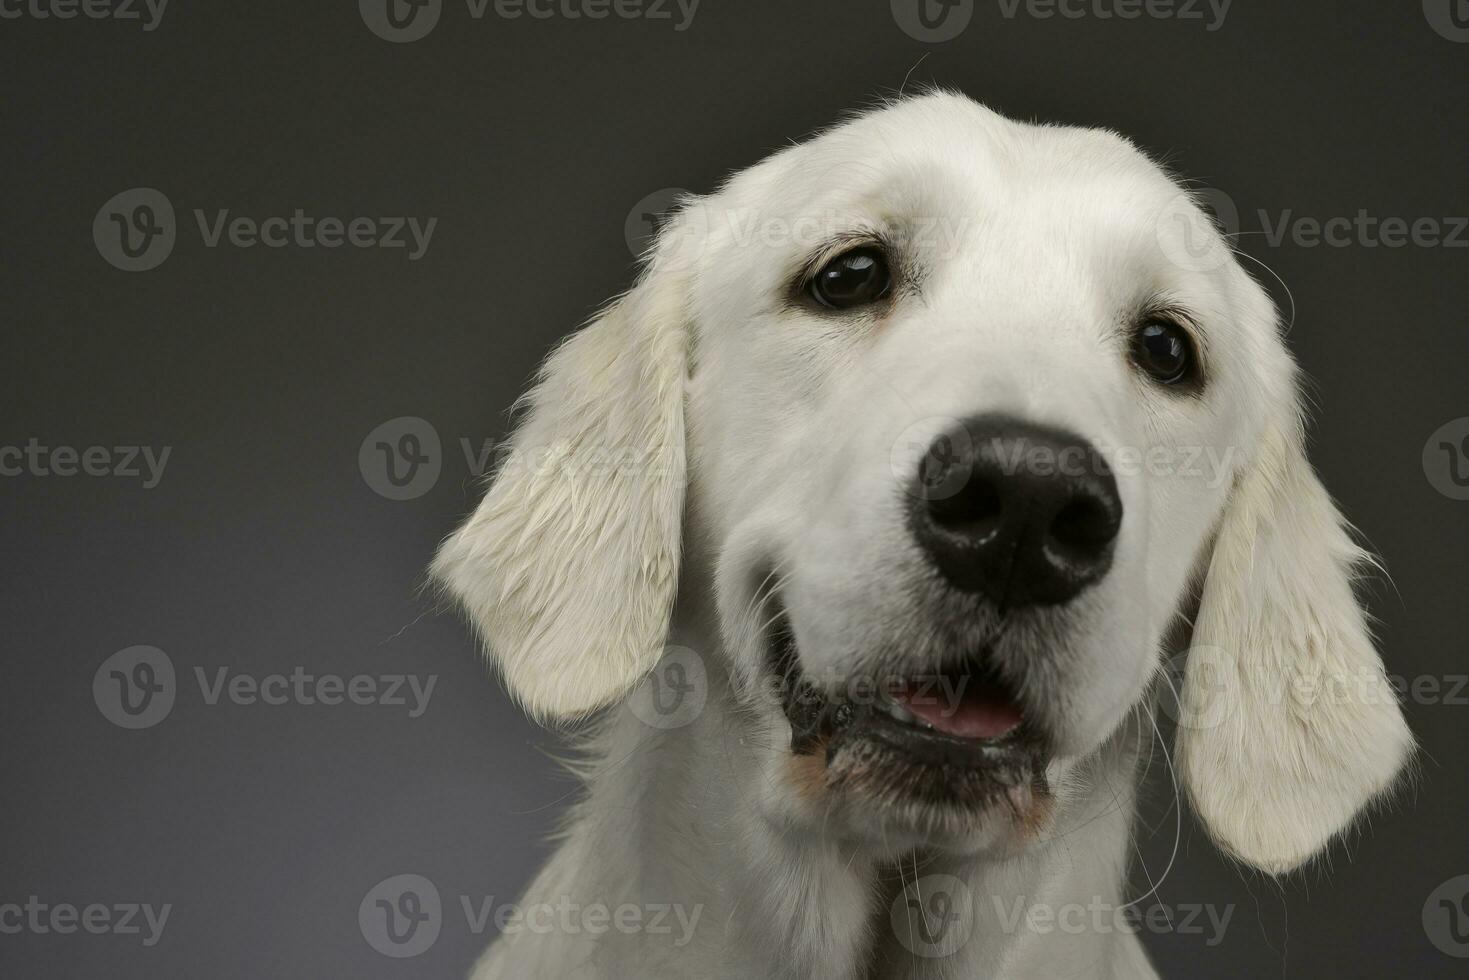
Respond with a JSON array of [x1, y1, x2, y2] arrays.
[[472, 609, 1159, 980]]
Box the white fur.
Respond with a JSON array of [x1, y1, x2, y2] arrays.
[[1176, 419, 1413, 873], [433, 92, 1411, 978], [432, 237, 691, 720]]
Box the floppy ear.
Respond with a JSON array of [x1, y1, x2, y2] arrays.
[[1176, 413, 1413, 875], [431, 234, 692, 722]]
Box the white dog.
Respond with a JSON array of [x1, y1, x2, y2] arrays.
[[433, 92, 1412, 979]]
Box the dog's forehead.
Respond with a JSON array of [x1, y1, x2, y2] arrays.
[[724, 93, 1179, 222]]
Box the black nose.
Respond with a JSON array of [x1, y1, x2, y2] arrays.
[[909, 415, 1122, 608]]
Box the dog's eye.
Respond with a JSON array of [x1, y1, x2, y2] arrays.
[[810, 246, 892, 310], [1131, 318, 1198, 387]]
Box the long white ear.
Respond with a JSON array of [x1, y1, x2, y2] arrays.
[[1176, 415, 1413, 875], [431, 235, 692, 722]]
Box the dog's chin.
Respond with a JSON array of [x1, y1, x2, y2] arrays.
[[768, 617, 1054, 848]]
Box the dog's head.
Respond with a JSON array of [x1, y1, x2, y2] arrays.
[[434, 93, 1410, 875]]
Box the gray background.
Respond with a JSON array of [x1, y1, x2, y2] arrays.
[[3, 0, 1467, 976]]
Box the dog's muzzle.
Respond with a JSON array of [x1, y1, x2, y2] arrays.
[[764, 415, 1122, 823], [768, 614, 1048, 820]]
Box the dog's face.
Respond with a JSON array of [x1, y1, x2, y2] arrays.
[[435, 93, 1410, 874], [689, 98, 1255, 851]]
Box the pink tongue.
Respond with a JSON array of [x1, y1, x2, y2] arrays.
[[895, 686, 1023, 740]]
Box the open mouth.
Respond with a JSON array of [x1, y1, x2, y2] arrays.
[[768, 613, 1049, 818], [877, 672, 1025, 740]]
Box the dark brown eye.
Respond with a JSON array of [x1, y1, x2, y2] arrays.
[[810, 246, 892, 309], [1132, 318, 1198, 387]]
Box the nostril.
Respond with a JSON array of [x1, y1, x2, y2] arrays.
[[1047, 495, 1117, 562], [929, 478, 1004, 542]]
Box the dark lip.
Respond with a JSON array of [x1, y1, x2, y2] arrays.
[[841, 704, 1043, 772], [766, 608, 1050, 810], [826, 707, 1046, 816]]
